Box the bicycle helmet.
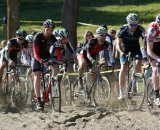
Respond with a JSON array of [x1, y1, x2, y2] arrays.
[[16, 29, 27, 37], [25, 34, 34, 43], [96, 27, 107, 34], [155, 14, 160, 24], [101, 23, 108, 30], [53, 29, 60, 37], [58, 28, 69, 38], [126, 13, 139, 24], [43, 19, 55, 28]]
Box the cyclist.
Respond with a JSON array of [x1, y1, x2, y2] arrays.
[[99, 24, 115, 66], [53, 28, 77, 72], [21, 34, 34, 66], [32, 19, 63, 109], [117, 13, 146, 99], [77, 27, 109, 91], [146, 14, 160, 106], [0, 29, 28, 82], [76, 30, 94, 54]]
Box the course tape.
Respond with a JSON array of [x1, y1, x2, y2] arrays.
[[61, 65, 149, 76]]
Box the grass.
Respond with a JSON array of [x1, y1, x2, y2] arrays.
[[0, 0, 160, 43]]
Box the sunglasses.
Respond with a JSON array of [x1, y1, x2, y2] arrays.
[[130, 24, 138, 27], [100, 34, 107, 37]]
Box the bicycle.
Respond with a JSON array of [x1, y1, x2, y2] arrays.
[[72, 63, 111, 107], [0, 64, 29, 111], [58, 63, 72, 105], [146, 64, 160, 115], [125, 52, 146, 110], [32, 57, 62, 112]]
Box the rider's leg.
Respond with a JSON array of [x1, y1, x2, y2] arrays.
[[151, 60, 160, 105], [33, 71, 41, 102], [118, 62, 128, 99], [0, 60, 7, 81]]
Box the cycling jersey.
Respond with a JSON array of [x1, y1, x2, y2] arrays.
[[99, 34, 115, 65], [21, 48, 32, 66], [33, 32, 63, 62], [76, 42, 87, 54], [118, 24, 145, 56], [59, 41, 75, 55], [1, 38, 28, 63], [146, 22, 160, 43], [81, 38, 108, 62]]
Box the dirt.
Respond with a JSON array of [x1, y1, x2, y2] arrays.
[[0, 73, 159, 130], [0, 88, 160, 130]]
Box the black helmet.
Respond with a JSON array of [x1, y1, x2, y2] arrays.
[[43, 19, 55, 28], [16, 29, 27, 37]]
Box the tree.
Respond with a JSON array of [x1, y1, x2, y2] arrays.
[[61, 0, 79, 62], [7, 0, 20, 40]]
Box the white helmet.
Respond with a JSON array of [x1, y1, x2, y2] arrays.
[[21, 50, 31, 66], [155, 14, 160, 24], [126, 13, 138, 24], [96, 27, 107, 34], [25, 34, 34, 43]]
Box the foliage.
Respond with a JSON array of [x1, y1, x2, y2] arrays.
[[0, 0, 160, 43]]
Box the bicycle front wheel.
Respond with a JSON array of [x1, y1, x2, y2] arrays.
[[126, 73, 146, 110], [11, 77, 29, 109], [50, 77, 61, 112], [92, 76, 111, 107], [61, 75, 72, 105], [146, 77, 160, 115]]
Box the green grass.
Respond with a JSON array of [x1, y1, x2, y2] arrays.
[[0, 0, 160, 43]]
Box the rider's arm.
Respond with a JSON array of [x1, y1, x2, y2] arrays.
[[146, 27, 160, 61], [117, 28, 125, 56], [147, 41, 160, 61], [33, 34, 42, 63], [86, 39, 95, 62], [116, 37, 124, 56], [66, 42, 77, 62]]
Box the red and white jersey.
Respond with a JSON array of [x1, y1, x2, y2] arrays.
[[146, 22, 160, 43]]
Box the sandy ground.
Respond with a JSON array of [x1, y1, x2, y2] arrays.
[[0, 88, 160, 130], [0, 73, 159, 130], [0, 104, 160, 130]]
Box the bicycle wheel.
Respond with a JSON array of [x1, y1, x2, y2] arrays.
[[26, 74, 34, 106], [0, 80, 13, 107], [11, 77, 29, 109], [50, 76, 61, 112], [146, 77, 160, 115], [72, 76, 88, 106], [126, 73, 146, 110], [92, 76, 111, 107], [61, 75, 72, 105]]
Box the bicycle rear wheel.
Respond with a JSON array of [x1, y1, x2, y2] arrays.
[[11, 77, 29, 109], [61, 75, 72, 105], [146, 77, 160, 115], [126, 73, 146, 110], [92, 76, 111, 107]]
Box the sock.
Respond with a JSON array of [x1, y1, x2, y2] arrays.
[[155, 90, 159, 99], [37, 97, 41, 102], [79, 77, 82, 81]]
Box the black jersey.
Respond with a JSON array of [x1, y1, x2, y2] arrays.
[[33, 32, 57, 62]]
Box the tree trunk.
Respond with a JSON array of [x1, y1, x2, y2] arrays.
[[61, 0, 79, 63], [7, 0, 20, 40]]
